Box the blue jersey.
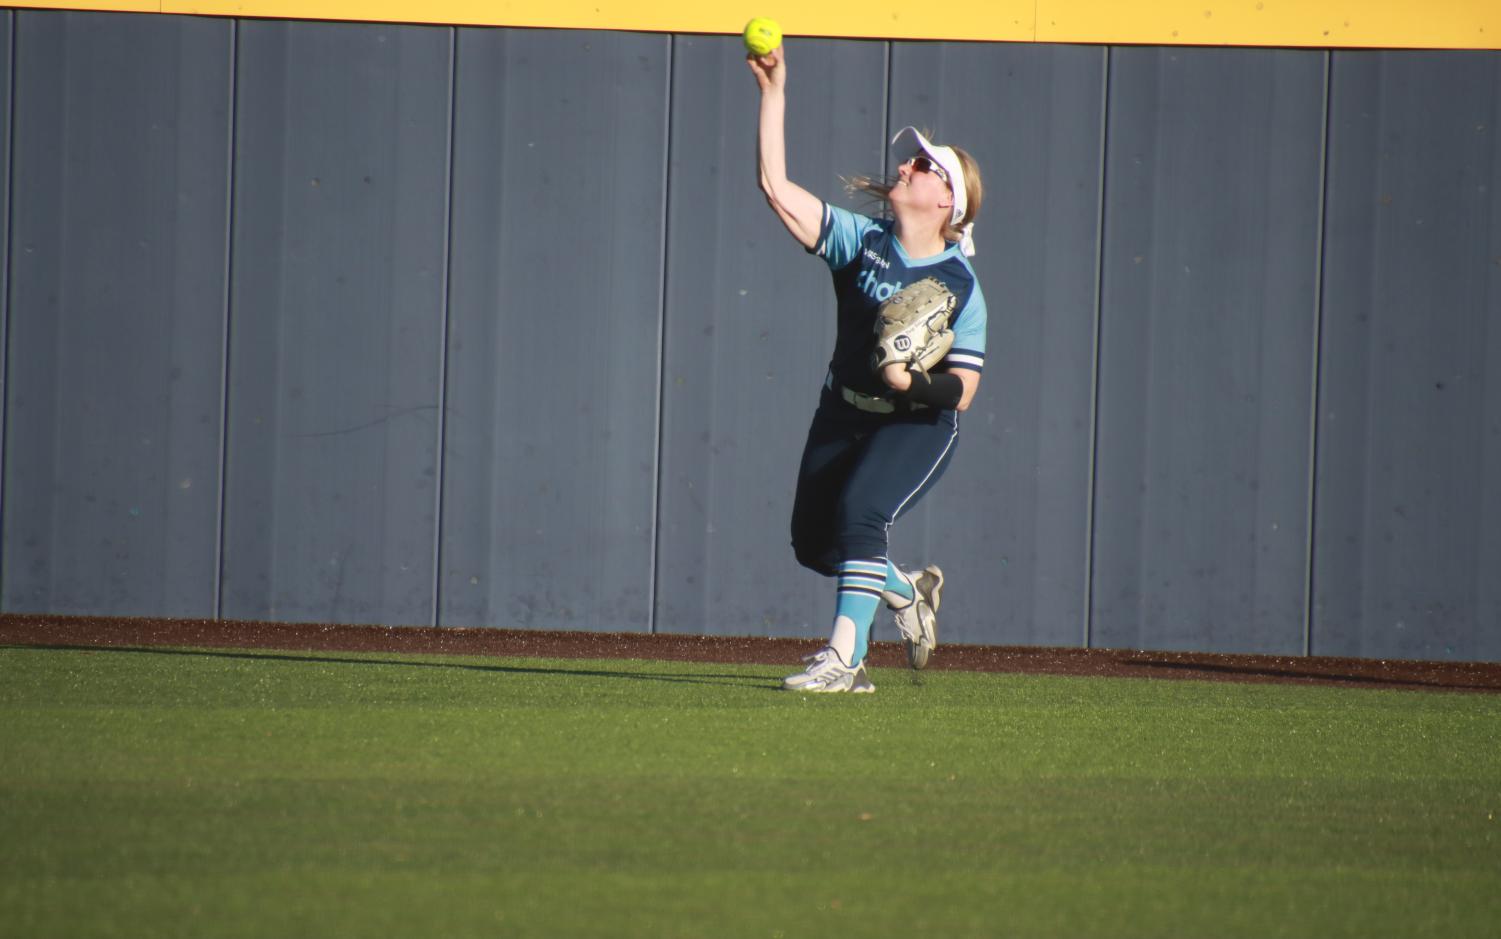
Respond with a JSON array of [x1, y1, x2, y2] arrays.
[[810, 203, 987, 398]]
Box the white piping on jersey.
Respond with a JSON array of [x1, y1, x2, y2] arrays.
[[885, 415, 960, 532], [815, 203, 835, 257], [944, 351, 985, 370]]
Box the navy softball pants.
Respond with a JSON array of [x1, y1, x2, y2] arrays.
[[790, 385, 960, 577]]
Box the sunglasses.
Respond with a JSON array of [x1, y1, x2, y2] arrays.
[[903, 155, 950, 185]]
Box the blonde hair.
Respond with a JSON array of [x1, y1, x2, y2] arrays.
[[845, 142, 983, 245]]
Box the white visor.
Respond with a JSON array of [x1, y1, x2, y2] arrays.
[[891, 125, 975, 257]]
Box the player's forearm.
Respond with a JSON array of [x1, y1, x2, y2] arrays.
[[756, 88, 791, 197], [900, 371, 965, 410], [885, 367, 972, 411], [756, 88, 821, 247]]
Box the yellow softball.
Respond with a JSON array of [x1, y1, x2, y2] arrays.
[[743, 17, 782, 57]]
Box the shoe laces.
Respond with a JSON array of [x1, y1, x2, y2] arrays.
[[801, 647, 851, 678]]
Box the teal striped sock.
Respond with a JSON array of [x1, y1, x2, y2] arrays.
[[884, 559, 915, 605], [836, 558, 886, 666]]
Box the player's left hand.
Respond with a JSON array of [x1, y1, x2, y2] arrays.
[[881, 363, 913, 391], [870, 277, 957, 377]]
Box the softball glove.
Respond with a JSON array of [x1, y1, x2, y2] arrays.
[[870, 277, 957, 376]]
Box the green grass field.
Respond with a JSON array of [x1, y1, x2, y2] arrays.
[[2, 643, 1498, 938]]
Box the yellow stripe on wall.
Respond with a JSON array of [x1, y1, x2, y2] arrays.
[[1036, 0, 1500, 49], [153, 0, 1037, 41], [7, 0, 1500, 49], [13, 0, 159, 12]]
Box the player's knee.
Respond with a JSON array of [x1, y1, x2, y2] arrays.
[[791, 538, 838, 577], [832, 514, 890, 562], [835, 501, 892, 547]]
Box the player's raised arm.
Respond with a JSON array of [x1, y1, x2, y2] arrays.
[[747, 48, 822, 250]]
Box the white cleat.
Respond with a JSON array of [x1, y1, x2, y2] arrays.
[[891, 565, 943, 670], [781, 647, 876, 694]]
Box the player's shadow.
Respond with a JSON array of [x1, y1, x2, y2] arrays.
[[7, 643, 779, 690]]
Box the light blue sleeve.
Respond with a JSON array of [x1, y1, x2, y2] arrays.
[[944, 282, 987, 373], [810, 203, 881, 270]]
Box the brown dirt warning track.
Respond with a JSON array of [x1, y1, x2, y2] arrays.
[[3, 613, 1499, 694]]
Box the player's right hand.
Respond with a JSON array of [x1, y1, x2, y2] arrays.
[[747, 46, 785, 93]]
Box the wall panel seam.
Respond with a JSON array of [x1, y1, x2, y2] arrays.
[[0, 12, 15, 608], [1083, 45, 1110, 649], [646, 33, 674, 635], [430, 26, 458, 628], [213, 18, 240, 620], [881, 39, 890, 170], [1303, 49, 1333, 658]]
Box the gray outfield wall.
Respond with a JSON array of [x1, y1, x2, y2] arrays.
[[1, 10, 1498, 661]]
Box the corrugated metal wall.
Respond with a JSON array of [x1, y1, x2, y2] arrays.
[[2, 10, 1498, 661], [1092, 47, 1326, 655]]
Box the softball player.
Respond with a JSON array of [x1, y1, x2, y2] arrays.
[[747, 46, 987, 693]]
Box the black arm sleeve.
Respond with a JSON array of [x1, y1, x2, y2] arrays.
[[900, 370, 965, 410]]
